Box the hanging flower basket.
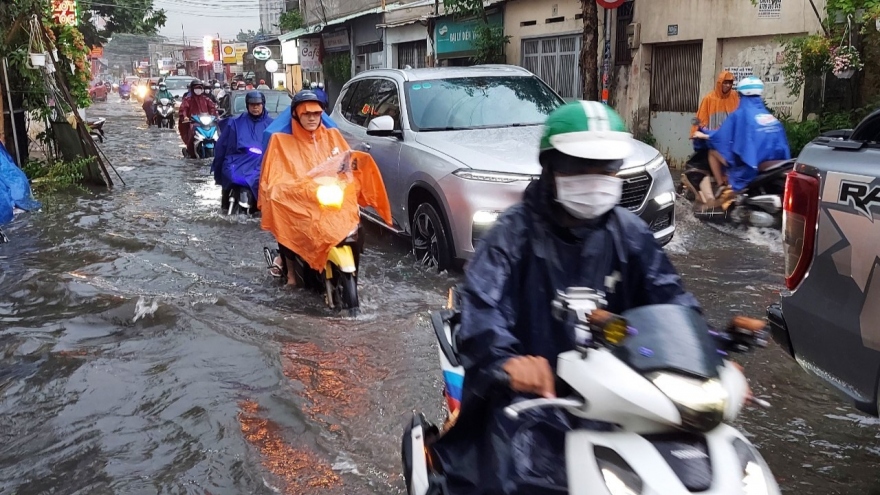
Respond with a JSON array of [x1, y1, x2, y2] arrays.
[[829, 45, 863, 78], [28, 52, 46, 67]]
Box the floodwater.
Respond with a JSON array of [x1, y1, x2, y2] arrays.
[[0, 98, 878, 494]]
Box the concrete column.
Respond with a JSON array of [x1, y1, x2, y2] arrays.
[[699, 37, 719, 98]]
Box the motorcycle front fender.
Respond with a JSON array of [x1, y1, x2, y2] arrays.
[[326, 245, 356, 276]]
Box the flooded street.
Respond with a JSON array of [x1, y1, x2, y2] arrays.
[[0, 97, 878, 494]]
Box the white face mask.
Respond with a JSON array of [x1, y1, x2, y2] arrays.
[[555, 174, 623, 219], [193, 88, 204, 95]]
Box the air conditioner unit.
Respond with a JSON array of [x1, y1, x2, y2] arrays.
[[627, 22, 641, 49]]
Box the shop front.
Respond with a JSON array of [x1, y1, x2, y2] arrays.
[[433, 11, 503, 66]]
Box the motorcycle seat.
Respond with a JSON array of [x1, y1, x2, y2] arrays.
[[758, 160, 789, 173]]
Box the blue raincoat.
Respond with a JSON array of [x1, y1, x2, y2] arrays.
[[709, 96, 791, 192], [431, 178, 700, 495], [261, 106, 337, 152], [0, 141, 41, 225], [211, 108, 274, 197]]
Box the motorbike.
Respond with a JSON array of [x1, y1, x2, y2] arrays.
[[154, 98, 175, 129], [119, 87, 131, 101], [680, 122, 793, 228], [221, 147, 262, 216], [191, 114, 219, 158], [87, 118, 106, 143], [403, 286, 780, 495]]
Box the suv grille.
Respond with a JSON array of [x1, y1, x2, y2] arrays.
[[621, 173, 653, 211]]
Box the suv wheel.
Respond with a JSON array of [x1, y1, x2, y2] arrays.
[[412, 202, 452, 272]]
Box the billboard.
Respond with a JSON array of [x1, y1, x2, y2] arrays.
[[221, 43, 237, 64], [234, 43, 248, 65]]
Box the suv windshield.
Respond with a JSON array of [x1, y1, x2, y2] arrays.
[[405, 76, 563, 131], [165, 78, 194, 90]]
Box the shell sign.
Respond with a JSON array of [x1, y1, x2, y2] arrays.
[[221, 44, 237, 64], [52, 0, 78, 26]]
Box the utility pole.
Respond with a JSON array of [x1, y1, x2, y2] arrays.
[[580, 0, 599, 101]]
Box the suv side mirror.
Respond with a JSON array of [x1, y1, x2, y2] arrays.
[[367, 115, 401, 138]]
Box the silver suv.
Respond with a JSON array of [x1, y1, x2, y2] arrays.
[[330, 65, 676, 270]]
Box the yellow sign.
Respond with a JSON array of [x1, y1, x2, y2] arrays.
[[221, 43, 237, 64], [234, 43, 248, 65]]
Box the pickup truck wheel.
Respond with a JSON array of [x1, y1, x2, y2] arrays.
[[412, 202, 452, 272]]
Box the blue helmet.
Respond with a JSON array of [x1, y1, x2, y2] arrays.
[[292, 90, 325, 112], [737, 76, 764, 96], [245, 90, 265, 105]]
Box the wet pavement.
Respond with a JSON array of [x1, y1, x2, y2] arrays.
[[0, 97, 878, 494]]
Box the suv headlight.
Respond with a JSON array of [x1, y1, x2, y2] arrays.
[[650, 372, 727, 432], [453, 169, 537, 183]]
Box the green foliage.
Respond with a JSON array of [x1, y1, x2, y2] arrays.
[[77, 0, 167, 48], [236, 29, 265, 42], [22, 157, 90, 193], [771, 99, 880, 155], [278, 9, 304, 33], [636, 132, 657, 148], [779, 34, 833, 96], [323, 52, 351, 83]]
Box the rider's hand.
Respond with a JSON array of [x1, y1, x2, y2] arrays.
[[693, 131, 710, 140], [502, 356, 556, 399]]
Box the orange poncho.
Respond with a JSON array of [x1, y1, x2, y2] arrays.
[[258, 121, 392, 271], [691, 71, 740, 137]]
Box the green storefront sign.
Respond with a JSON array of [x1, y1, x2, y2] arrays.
[[434, 12, 503, 59]]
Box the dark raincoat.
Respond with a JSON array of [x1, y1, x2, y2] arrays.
[[431, 175, 700, 495], [211, 107, 274, 197], [709, 96, 791, 192]]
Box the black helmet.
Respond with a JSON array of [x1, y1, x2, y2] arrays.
[[190, 80, 204, 90], [292, 90, 325, 112], [245, 90, 265, 105]]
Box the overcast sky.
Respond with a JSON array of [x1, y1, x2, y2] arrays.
[[154, 0, 262, 44]]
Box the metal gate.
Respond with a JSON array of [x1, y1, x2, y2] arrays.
[[397, 40, 427, 69], [649, 42, 702, 166], [522, 35, 582, 100]]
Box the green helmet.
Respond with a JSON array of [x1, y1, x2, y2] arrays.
[[540, 101, 634, 161]]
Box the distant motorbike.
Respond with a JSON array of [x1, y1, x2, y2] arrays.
[[403, 286, 779, 495], [87, 118, 106, 143], [680, 123, 793, 228], [119, 87, 131, 101], [191, 114, 219, 158], [154, 98, 175, 129]]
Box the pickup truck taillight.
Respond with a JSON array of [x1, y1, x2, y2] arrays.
[[783, 170, 820, 290]]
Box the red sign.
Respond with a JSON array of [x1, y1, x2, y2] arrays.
[[597, 0, 626, 8], [90, 46, 103, 58], [212, 39, 221, 62], [52, 0, 77, 26]]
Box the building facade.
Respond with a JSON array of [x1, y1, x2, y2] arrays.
[[260, 0, 285, 34]]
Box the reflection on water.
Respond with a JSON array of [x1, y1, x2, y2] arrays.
[[0, 99, 878, 494], [239, 400, 341, 493]]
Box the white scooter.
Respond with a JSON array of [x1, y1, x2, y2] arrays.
[[403, 286, 780, 495]]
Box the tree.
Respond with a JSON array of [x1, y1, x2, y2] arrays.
[[237, 29, 261, 42], [76, 0, 167, 48], [278, 9, 304, 33], [580, 0, 599, 101], [442, 0, 509, 64]]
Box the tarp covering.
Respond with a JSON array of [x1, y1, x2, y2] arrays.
[[259, 125, 391, 271], [0, 141, 41, 225]]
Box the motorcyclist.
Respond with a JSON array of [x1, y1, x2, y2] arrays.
[[213, 82, 225, 100], [119, 80, 131, 95], [707, 76, 791, 203], [142, 84, 159, 125], [689, 71, 740, 203], [211, 91, 274, 211], [428, 101, 701, 495], [313, 82, 329, 107], [258, 90, 350, 285], [256, 79, 270, 90], [178, 80, 218, 158]]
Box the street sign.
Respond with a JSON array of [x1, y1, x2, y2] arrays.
[[213, 61, 223, 73], [597, 0, 626, 8], [265, 59, 279, 73], [253, 46, 272, 61]]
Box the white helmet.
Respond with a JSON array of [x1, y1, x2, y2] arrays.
[[310, 81, 318, 89], [737, 76, 764, 96], [317, 82, 324, 89]]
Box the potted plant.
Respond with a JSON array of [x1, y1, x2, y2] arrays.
[[829, 45, 863, 79]]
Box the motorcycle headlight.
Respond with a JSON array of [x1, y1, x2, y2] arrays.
[[316, 183, 345, 209], [595, 446, 642, 495], [199, 116, 213, 125], [650, 372, 727, 432], [733, 438, 773, 495]]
